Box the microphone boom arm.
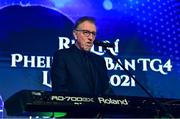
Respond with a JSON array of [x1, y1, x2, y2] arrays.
[[104, 47, 173, 118]]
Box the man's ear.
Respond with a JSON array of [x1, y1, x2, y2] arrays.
[[73, 30, 77, 40]]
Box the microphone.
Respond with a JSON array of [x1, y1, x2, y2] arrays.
[[94, 40, 114, 48]]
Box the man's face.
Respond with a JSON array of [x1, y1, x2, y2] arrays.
[[73, 21, 96, 51]]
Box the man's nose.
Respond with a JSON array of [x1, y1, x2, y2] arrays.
[[88, 33, 95, 41]]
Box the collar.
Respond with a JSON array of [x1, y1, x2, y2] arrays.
[[70, 44, 91, 56]]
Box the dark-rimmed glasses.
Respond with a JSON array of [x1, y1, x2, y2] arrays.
[[75, 29, 96, 37]]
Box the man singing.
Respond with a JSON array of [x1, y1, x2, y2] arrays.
[[51, 16, 112, 96]]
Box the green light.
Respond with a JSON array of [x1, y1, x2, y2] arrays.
[[33, 112, 67, 118]]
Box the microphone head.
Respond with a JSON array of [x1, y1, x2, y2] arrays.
[[94, 40, 114, 48]]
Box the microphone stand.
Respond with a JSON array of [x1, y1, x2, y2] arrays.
[[103, 47, 173, 118]]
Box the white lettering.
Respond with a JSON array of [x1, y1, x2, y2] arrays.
[[125, 59, 135, 70], [114, 59, 123, 70], [37, 56, 46, 68], [91, 45, 105, 55], [24, 55, 35, 67], [11, 53, 53, 68], [110, 75, 121, 86], [98, 97, 128, 105], [46, 56, 51, 68], [137, 58, 150, 71], [104, 57, 114, 70], [58, 37, 70, 49], [11, 54, 23, 67], [42, 71, 52, 88], [163, 59, 172, 72]]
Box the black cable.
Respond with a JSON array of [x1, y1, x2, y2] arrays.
[[50, 112, 54, 118], [105, 48, 174, 118]]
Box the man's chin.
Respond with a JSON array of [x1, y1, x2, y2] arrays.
[[83, 47, 91, 52]]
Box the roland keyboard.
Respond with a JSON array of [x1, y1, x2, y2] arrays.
[[5, 90, 180, 117]]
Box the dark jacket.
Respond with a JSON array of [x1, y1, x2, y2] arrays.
[[51, 45, 112, 96]]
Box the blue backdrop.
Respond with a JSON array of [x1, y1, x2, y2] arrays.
[[0, 0, 180, 117]]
